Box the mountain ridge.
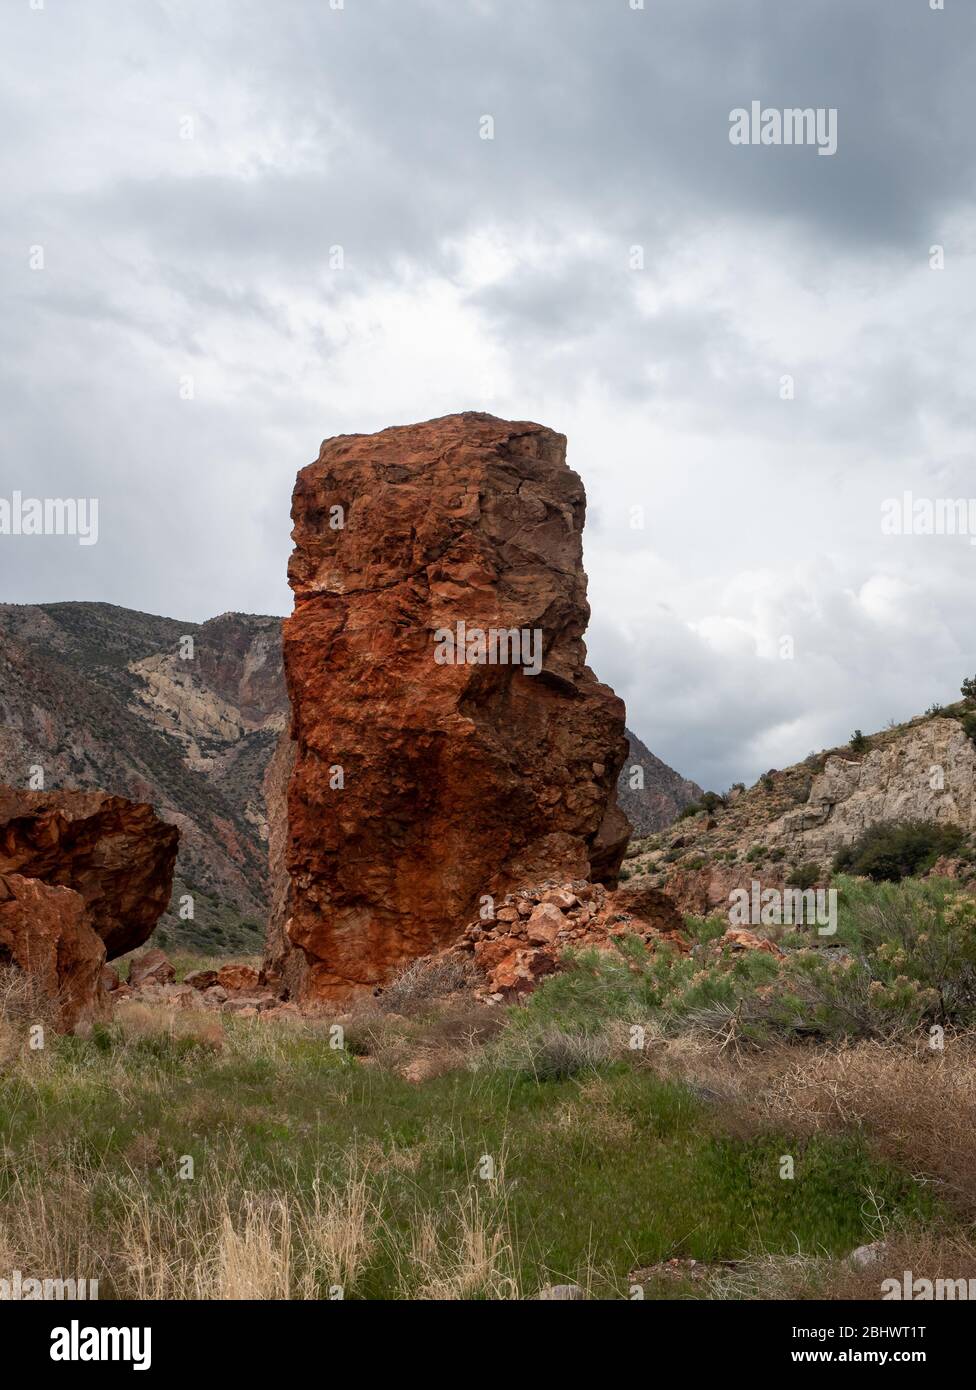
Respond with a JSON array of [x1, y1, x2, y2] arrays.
[[0, 601, 701, 952]]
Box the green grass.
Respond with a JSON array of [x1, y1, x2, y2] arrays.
[[0, 1015, 939, 1298]]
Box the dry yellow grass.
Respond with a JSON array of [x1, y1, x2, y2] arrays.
[[702, 1230, 976, 1301], [633, 1027, 976, 1217], [112, 999, 226, 1050], [0, 1146, 515, 1299], [400, 1188, 520, 1300]]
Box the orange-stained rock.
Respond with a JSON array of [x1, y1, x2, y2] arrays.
[[262, 729, 306, 999], [525, 902, 564, 944], [720, 928, 786, 959], [216, 963, 261, 994], [0, 872, 105, 1031], [661, 863, 755, 917], [0, 788, 178, 959], [129, 947, 175, 988], [278, 414, 631, 999], [184, 969, 219, 991], [395, 876, 689, 1000]]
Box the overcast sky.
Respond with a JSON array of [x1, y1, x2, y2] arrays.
[[2, 0, 975, 790]]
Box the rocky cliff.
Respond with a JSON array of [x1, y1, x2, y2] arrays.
[[628, 711, 976, 913], [618, 727, 703, 834], [0, 603, 287, 951], [277, 412, 631, 999], [0, 604, 700, 966]]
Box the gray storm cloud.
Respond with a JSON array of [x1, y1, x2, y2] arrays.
[[1, 0, 974, 788]]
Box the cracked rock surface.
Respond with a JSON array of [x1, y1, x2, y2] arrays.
[[273, 413, 631, 1001]]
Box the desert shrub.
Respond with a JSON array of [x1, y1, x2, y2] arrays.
[[849, 730, 868, 753], [757, 952, 936, 1042], [502, 876, 976, 1049], [961, 675, 976, 703], [836, 877, 976, 1024], [675, 801, 702, 821], [745, 844, 765, 862], [792, 776, 813, 805], [787, 862, 821, 891], [961, 712, 976, 745], [833, 820, 964, 882], [501, 936, 780, 1048], [500, 1027, 614, 1082], [684, 914, 729, 946], [375, 954, 481, 1014]]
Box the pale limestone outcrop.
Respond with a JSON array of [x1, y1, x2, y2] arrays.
[[762, 718, 976, 859]]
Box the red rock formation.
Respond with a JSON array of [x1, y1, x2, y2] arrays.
[[0, 873, 105, 1031], [0, 788, 178, 958], [409, 877, 689, 999], [663, 862, 794, 917], [720, 928, 785, 959], [279, 413, 632, 999], [128, 947, 175, 988], [262, 729, 306, 998]]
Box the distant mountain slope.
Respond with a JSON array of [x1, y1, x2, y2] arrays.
[[617, 727, 703, 834], [0, 602, 287, 952], [627, 706, 976, 913]]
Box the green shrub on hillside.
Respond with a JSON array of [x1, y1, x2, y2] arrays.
[[834, 875, 976, 1024], [833, 820, 964, 882], [787, 862, 821, 890]]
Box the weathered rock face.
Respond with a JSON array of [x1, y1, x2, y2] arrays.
[[442, 877, 688, 998], [262, 729, 306, 998], [0, 602, 288, 953], [0, 873, 105, 1031], [762, 718, 976, 859], [618, 727, 703, 835], [279, 413, 631, 998], [128, 946, 176, 988], [635, 715, 976, 915], [0, 788, 178, 959]]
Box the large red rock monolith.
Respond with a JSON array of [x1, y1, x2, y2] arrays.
[[277, 413, 631, 999]]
